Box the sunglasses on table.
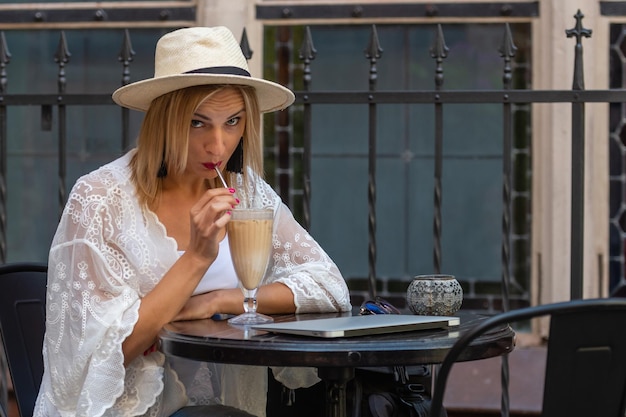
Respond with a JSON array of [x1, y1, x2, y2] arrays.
[[358, 297, 409, 383], [359, 297, 401, 315]]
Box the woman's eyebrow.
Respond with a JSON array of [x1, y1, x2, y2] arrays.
[[193, 108, 246, 122], [228, 108, 246, 119]]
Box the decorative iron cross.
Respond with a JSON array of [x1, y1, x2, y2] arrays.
[[566, 9, 592, 90]]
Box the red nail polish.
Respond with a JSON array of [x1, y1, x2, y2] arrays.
[[228, 188, 235, 193], [235, 198, 240, 204]]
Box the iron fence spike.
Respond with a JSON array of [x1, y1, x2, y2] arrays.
[[499, 23, 518, 60], [54, 31, 71, 65], [364, 24, 383, 61], [240, 28, 253, 60], [298, 26, 317, 62], [118, 29, 135, 66], [430, 24, 449, 61], [0, 32, 11, 95]]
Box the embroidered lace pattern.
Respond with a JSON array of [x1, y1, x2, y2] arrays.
[[34, 151, 352, 417]]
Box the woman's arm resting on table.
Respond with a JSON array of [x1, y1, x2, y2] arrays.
[[173, 282, 296, 321]]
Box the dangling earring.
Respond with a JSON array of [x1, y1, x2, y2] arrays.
[[157, 161, 168, 178], [226, 138, 243, 174], [157, 148, 167, 178]]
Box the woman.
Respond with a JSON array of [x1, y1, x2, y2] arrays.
[[34, 26, 351, 417]]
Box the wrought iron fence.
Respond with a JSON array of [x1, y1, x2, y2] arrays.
[[268, 12, 625, 312], [0, 12, 624, 307]]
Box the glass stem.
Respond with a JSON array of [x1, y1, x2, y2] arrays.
[[243, 287, 258, 314]]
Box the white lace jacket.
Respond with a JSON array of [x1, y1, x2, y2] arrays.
[[33, 151, 352, 417]]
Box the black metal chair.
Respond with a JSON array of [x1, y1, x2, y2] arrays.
[[0, 263, 255, 417], [0, 262, 47, 417], [430, 298, 626, 417]]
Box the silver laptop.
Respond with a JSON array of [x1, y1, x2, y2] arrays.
[[251, 314, 460, 338]]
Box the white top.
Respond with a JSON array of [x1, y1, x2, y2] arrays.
[[34, 150, 352, 417], [183, 235, 238, 296]]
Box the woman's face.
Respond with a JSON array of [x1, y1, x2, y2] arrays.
[[186, 87, 246, 181]]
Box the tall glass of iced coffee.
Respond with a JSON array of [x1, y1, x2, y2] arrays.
[[227, 208, 274, 325]]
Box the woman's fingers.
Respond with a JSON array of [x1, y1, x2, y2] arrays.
[[190, 188, 235, 228], [187, 188, 238, 260], [193, 186, 236, 211], [213, 210, 232, 228]]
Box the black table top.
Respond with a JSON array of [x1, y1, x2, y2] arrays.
[[159, 310, 515, 369]]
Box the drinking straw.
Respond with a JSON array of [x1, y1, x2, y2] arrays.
[[214, 167, 228, 188]]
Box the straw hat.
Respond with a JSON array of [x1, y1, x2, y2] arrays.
[[112, 26, 295, 113]]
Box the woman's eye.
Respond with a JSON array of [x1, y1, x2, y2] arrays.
[[191, 119, 203, 128], [226, 117, 240, 126]]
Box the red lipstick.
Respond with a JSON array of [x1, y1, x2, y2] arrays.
[[204, 162, 221, 170]]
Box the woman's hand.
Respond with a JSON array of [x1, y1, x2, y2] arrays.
[[174, 288, 243, 321], [187, 187, 238, 264]]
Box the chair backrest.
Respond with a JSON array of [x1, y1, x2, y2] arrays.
[[430, 298, 626, 417], [0, 262, 47, 417]]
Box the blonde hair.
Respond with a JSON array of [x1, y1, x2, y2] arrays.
[[130, 85, 262, 208]]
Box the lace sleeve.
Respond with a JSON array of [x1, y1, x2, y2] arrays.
[[269, 203, 352, 313], [38, 165, 174, 417]]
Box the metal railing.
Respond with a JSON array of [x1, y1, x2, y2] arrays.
[[278, 11, 616, 306], [0, 12, 624, 304]]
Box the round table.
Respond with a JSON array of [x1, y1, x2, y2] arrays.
[[160, 311, 514, 417]]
